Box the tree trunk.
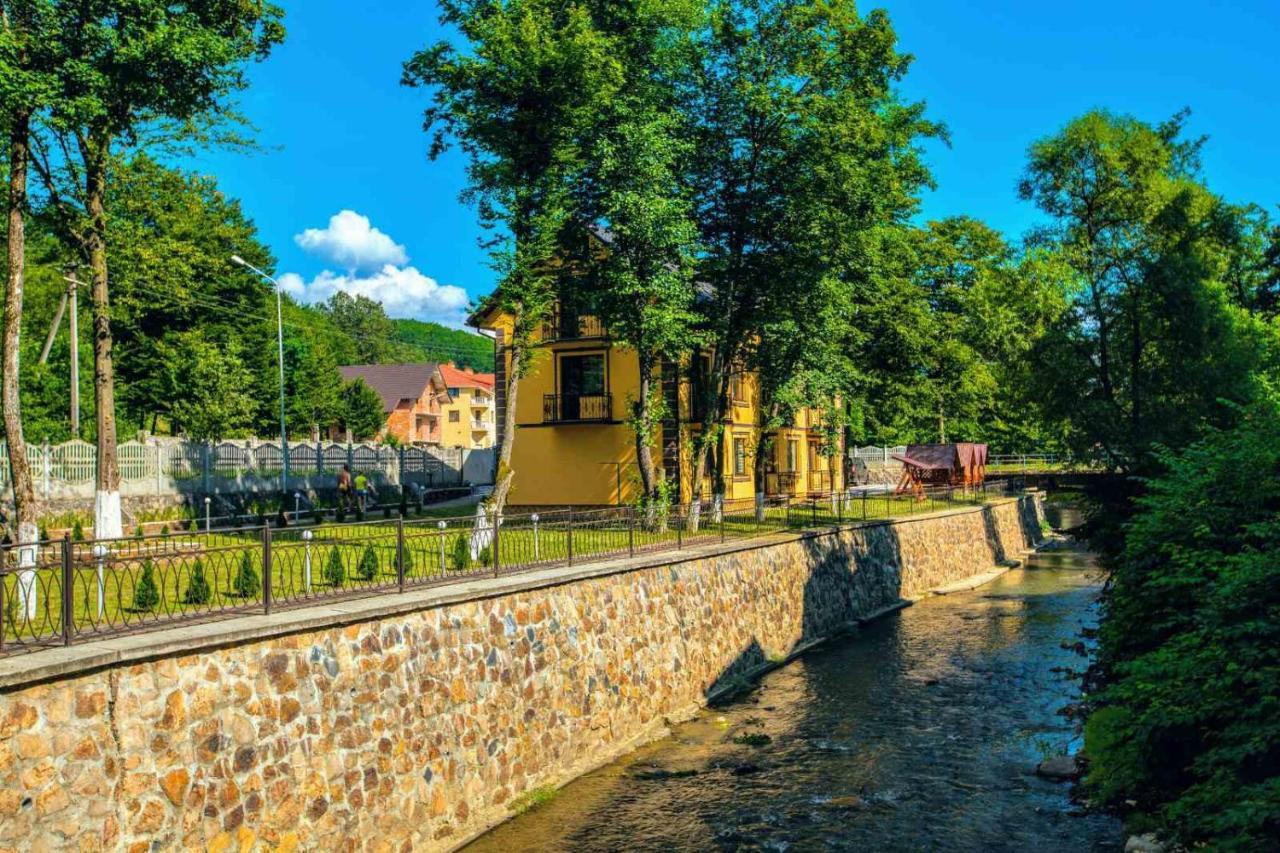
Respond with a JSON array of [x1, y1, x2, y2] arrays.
[[687, 349, 730, 530], [81, 129, 122, 539], [485, 334, 521, 516], [633, 351, 657, 502], [4, 107, 41, 616]]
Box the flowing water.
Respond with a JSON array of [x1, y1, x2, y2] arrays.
[[467, 532, 1121, 852]]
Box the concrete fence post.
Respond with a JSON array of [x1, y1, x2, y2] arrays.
[[42, 440, 51, 497], [202, 442, 211, 493]]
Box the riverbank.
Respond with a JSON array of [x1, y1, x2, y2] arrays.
[[467, 541, 1121, 851]]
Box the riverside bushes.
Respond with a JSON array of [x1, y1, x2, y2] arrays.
[[1084, 393, 1280, 849]]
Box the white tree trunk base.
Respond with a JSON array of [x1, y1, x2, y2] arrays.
[[16, 520, 39, 620], [95, 489, 123, 540]]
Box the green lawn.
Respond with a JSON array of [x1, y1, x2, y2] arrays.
[[1, 488, 997, 649]]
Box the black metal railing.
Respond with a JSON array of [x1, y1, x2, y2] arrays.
[[0, 480, 1021, 658], [543, 393, 612, 423], [541, 310, 607, 342]]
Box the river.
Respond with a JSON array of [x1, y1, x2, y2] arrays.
[[466, 537, 1122, 852]]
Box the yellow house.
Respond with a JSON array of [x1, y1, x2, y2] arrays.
[[438, 364, 497, 449], [469, 301, 844, 508]]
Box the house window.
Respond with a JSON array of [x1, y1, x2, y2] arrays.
[[786, 439, 798, 472], [730, 372, 746, 404], [558, 353, 607, 419], [448, 388, 459, 399], [449, 410, 460, 423], [733, 437, 748, 477]]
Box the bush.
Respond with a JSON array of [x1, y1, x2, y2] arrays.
[[477, 544, 491, 567], [356, 545, 379, 581], [1084, 393, 1280, 849], [324, 547, 346, 587], [133, 560, 160, 611], [335, 507, 346, 524], [187, 519, 198, 533], [183, 558, 212, 605], [233, 550, 260, 598], [134, 525, 144, 540], [310, 509, 323, 524], [383, 505, 393, 520], [161, 525, 170, 536], [39, 524, 49, 542], [450, 534, 469, 570], [71, 520, 85, 542]]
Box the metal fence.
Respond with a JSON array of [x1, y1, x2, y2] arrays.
[[0, 438, 493, 497], [0, 480, 1024, 657]]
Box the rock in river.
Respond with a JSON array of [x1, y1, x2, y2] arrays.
[[1035, 754, 1081, 781]]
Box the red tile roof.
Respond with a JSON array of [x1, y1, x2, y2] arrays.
[[439, 363, 495, 391]]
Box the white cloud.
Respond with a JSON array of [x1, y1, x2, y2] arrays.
[[281, 264, 471, 325], [294, 210, 408, 271]]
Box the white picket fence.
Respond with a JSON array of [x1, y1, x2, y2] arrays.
[[849, 445, 907, 464], [0, 438, 494, 497]]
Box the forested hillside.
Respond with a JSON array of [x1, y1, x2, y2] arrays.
[[9, 157, 490, 444]]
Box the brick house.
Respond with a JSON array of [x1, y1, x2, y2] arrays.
[[336, 363, 450, 444]]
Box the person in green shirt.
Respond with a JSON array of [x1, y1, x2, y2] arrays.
[[354, 472, 370, 511]]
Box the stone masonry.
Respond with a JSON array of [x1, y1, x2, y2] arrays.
[[0, 495, 1043, 852]]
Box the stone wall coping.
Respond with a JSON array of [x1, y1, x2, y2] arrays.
[[0, 496, 1029, 693]]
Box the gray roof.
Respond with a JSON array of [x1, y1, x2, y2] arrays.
[[338, 363, 442, 412]]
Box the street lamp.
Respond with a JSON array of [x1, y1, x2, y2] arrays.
[[231, 255, 290, 493]]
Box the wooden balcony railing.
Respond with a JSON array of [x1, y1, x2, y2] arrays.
[[543, 393, 612, 423], [541, 310, 607, 342]]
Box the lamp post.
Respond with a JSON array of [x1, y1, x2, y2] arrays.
[[231, 255, 290, 494]]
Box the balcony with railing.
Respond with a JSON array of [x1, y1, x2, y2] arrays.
[[541, 309, 607, 342], [765, 470, 799, 496], [808, 469, 834, 494], [543, 393, 613, 423]]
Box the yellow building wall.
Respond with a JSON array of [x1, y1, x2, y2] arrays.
[[479, 305, 842, 507], [505, 340, 658, 507], [440, 386, 496, 450]]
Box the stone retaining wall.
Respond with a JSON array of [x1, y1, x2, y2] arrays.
[[0, 495, 1043, 852]]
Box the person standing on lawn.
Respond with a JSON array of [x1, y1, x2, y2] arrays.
[[355, 471, 369, 511], [337, 465, 354, 510]]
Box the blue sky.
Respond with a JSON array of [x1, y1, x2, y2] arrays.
[[190, 0, 1280, 326]]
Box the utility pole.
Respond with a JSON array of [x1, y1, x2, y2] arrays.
[[68, 278, 79, 436], [38, 274, 83, 436]]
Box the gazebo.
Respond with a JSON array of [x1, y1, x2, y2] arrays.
[[891, 443, 987, 499]]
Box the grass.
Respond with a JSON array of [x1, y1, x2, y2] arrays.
[[509, 786, 558, 815], [1, 487, 1001, 648]]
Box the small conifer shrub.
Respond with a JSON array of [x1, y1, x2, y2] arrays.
[[234, 550, 260, 598], [357, 545, 379, 581], [134, 560, 160, 611], [324, 547, 346, 587], [183, 558, 212, 605]]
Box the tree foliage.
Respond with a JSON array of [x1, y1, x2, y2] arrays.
[[1085, 389, 1280, 849], [1019, 109, 1278, 469]]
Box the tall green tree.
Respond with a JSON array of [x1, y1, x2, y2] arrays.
[[28, 0, 283, 537], [1020, 109, 1277, 469], [404, 0, 624, 513], [1, 0, 61, 556], [585, 104, 700, 505], [322, 291, 395, 364], [338, 378, 385, 441], [155, 330, 254, 441], [679, 0, 939, 503]]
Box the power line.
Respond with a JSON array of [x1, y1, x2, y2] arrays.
[[113, 280, 494, 364]]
